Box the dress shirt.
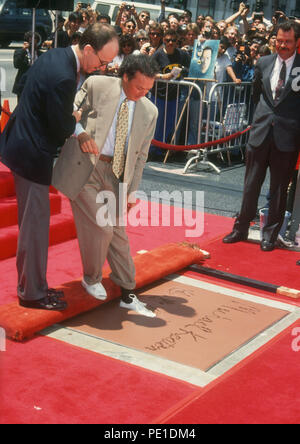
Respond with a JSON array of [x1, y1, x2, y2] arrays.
[[270, 52, 296, 100], [101, 89, 136, 156], [75, 88, 136, 156]]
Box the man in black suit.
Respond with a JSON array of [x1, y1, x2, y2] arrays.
[[223, 21, 300, 252], [0, 24, 119, 311], [12, 31, 43, 102]]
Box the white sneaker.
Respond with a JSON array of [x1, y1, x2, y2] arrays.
[[81, 279, 107, 301], [120, 294, 156, 318]]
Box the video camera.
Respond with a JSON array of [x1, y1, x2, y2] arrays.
[[236, 42, 250, 62]]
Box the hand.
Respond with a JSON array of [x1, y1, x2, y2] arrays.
[[234, 78, 242, 84], [239, 2, 246, 13], [78, 132, 99, 155], [164, 72, 174, 81], [241, 6, 249, 18], [73, 109, 82, 123]]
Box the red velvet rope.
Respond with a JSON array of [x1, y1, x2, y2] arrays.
[[151, 126, 251, 151]]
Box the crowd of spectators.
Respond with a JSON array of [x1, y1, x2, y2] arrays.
[[38, 1, 300, 84], [13, 1, 300, 158]]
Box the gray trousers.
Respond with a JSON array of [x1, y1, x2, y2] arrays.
[[14, 174, 50, 301], [70, 160, 136, 290]]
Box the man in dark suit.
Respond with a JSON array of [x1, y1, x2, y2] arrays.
[[12, 31, 43, 102], [223, 20, 300, 252], [0, 24, 119, 311]]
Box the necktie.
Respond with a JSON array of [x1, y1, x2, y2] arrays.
[[274, 61, 286, 102], [112, 98, 129, 179]]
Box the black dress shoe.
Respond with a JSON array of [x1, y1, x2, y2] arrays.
[[47, 288, 65, 299], [260, 240, 275, 252], [223, 231, 248, 244], [18, 294, 68, 311]]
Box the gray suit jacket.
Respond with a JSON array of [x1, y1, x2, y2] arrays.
[[52, 76, 158, 200], [248, 53, 300, 152]]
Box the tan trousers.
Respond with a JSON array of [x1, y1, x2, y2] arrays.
[[70, 160, 136, 290]]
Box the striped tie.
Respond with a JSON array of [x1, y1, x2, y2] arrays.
[[112, 99, 129, 179]]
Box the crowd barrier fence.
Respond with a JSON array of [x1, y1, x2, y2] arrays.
[[151, 80, 253, 174]]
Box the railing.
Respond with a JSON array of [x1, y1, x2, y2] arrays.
[[151, 80, 253, 174]]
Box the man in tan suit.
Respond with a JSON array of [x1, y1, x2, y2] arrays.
[[53, 54, 159, 317]]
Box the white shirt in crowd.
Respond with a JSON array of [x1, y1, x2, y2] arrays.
[[270, 52, 296, 99]]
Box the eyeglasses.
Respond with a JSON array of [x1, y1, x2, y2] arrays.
[[149, 32, 161, 37], [140, 14, 150, 19], [94, 51, 110, 68], [137, 37, 148, 42], [165, 38, 177, 43], [126, 25, 135, 29]]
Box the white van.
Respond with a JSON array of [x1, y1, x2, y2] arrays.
[[91, 0, 183, 24]]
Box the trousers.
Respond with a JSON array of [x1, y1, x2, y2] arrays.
[[234, 129, 298, 243], [70, 160, 136, 290], [14, 173, 50, 301]]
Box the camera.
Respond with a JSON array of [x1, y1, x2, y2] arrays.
[[236, 43, 250, 62]]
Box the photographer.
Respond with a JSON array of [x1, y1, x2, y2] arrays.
[[13, 31, 42, 102], [232, 40, 260, 82], [115, 2, 143, 33]]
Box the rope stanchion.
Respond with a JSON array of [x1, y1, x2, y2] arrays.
[[151, 126, 251, 152]]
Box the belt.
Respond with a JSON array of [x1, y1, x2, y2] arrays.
[[99, 154, 113, 163]]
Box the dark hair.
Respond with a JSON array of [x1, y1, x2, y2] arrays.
[[163, 28, 178, 38], [68, 12, 80, 23], [97, 14, 111, 24], [125, 19, 136, 28], [119, 34, 136, 55], [79, 23, 118, 51], [119, 54, 160, 80], [219, 35, 231, 50], [24, 31, 41, 43], [275, 20, 300, 40]]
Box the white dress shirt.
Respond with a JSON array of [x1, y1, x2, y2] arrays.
[[270, 52, 296, 100], [75, 88, 136, 157]]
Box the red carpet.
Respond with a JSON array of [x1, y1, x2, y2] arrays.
[[199, 237, 300, 306], [155, 320, 300, 424], [0, 336, 196, 424], [2, 160, 299, 424]]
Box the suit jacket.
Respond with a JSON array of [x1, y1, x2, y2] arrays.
[[248, 53, 300, 152], [0, 47, 77, 185], [12, 47, 43, 96], [52, 76, 158, 201]]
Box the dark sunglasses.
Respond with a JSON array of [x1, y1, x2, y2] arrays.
[[165, 38, 177, 43], [137, 37, 148, 42], [149, 32, 161, 37]]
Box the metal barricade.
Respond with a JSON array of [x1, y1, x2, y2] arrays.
[[184, 82, 253, 174], [150, 79, 204, 162], [151, 80, 252, 174]]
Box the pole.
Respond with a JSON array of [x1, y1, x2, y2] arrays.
[[189, 265, 300, 299], [54, 10, 59, 49], [31, 8, 36, 65]]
